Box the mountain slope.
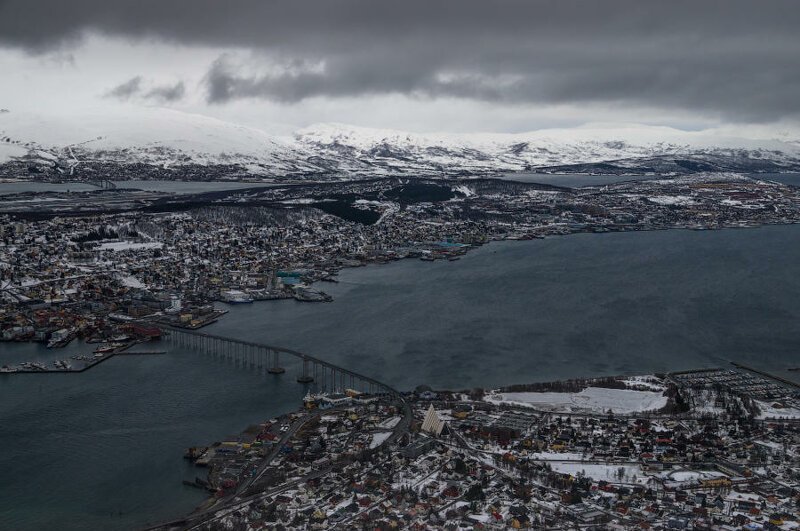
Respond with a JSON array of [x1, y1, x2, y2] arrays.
[[2, 107, 800, 180], [294, 122, 800, 176], [0, 106, 321, 178]]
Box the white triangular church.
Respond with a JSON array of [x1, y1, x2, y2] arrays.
[[421, 404, 445, 436]]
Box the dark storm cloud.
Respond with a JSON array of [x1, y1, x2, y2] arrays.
[[2, 0, 800, 121], [105, 76, 142, 100], [146, 81, 186, 103]]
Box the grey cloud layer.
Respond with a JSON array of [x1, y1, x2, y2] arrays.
[[147, 81, 186, 103], [105, 76, 142, 100], [105, 76, 185, 103], [2, 0, 799, 121]]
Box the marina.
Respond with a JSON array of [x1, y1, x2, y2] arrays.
[[0, 179, 281, 196], [1, 346, 167, 374]]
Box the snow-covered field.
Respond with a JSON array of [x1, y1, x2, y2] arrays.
[[98, 241, 163, 252], [487, 387, 668, 414], [755, 400, 800, 420], [688, 389, 727, 416], [621, 375, 667, 391], [647, 195, 697, 206], [0, 142, 26, 164], [548, 462, 646, 484], [378, 416, 402, 429], [369, 432, 391, 449], [118, 274, 145, 289], [531, 451, 585, 460], [661, 469, 727, 487]]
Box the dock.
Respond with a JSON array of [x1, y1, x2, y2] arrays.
[[730, 361, 800, 390], [2, 349, 168, 375]]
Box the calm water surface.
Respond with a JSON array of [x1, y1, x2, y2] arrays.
[[755, 172, 800, 187], [2, 225, 800, 530], [499, 171, 800, 188], [2, 173, 797, 195], [0, 180, 278, 195], [497, 172, 661, 187]]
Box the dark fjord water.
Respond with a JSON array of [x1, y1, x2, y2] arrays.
[[498, 171, 800, 188], [2, 225, 800, 530], [0, 180, 279, 195], [1, 172, 796, 197]]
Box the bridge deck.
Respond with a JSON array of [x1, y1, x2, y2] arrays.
[[156, 324, 400, 396]]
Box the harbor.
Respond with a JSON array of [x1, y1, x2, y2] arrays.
[[1, 339, 167, 374], [2, 225, 800, 530], [2, 349, 167, 373]]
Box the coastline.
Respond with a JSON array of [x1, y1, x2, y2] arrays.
[[4, 220, 800, 530], [195, 218, 800, 331]]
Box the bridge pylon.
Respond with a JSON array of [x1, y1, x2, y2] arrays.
[[267, 349, 285, 374], [297, 358, 314, 383], [153, 324, 401, 400]]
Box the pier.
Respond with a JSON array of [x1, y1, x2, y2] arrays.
[[4, 349, 166, 374], [3, 322, 400, 399], [730, 361, 800, 390]]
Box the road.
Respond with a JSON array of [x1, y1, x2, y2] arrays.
[[237, 411, 320, 496], [148, 396, 412, 530]]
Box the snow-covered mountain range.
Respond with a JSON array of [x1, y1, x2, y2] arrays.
[[295, 122, 800, 176], [2, 107, 800, 180], [0, 107, 317, 178]]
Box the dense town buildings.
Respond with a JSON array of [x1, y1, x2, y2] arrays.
[[168, 371, 800, 530], [3, 173, 800, 529], [3, 173, 800, 356]]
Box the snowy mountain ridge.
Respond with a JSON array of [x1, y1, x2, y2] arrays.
[[295, 121, 800, 172], [2, 107, 800, 179], [0, 107, 319, 177]]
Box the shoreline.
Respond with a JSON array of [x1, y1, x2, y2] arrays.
[[163, 363, 800, 529], [199, 219, 800, 330], [3, 221, 800, 530], [4, 222, 800, 384]]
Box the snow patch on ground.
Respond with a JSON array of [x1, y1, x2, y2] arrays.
[[661, 469, 726, 487], [531, 451, 585, 460], [0, 143, 28, 164], [369, 432, 391, 449], [98, 241, 163, 252], [454, 185, 475, 197], [280, 198, 317, 204], [549, 462, 646, 484], [118, 275, 145, 289], [622, 375, 667, 391], [755, 400, 800, 420], [378, 416, 401, 429], [647, 195, 696, 206]]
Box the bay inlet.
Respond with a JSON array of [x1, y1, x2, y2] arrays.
[[2, 224, 800, 529]]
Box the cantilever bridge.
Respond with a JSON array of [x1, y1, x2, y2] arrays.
[[154, 324, 398, 397]]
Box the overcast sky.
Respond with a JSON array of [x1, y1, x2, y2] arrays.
[[1, 0, 799, 135]]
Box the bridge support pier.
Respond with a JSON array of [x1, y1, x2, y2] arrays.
[[267, 349, 285, 374], [297, 358, 314, 384], [159, 327, 398, 400]]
